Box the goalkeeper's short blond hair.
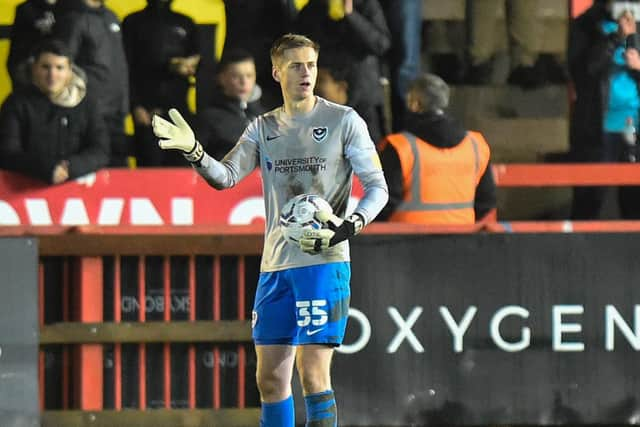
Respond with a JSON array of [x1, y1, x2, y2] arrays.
[[270, 33, 320, 67]]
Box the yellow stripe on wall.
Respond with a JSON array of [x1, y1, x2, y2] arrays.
[[0, 40, 10, 101], [0, 0, 23, 25], [0, 0, 226, 103], [107, 0, 225, 60]]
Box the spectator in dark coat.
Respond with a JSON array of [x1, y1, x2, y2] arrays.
[[569, 0, 640, 219], [294, 0, 391, 144], [379, 0, 422, 131], [54, 0, 129, 166], [222, 0, 297, 110], [196, 49, 266, 160], [7, 0, 62, 88], [0, 40, 110, 184], [122, 0, 201, 167]]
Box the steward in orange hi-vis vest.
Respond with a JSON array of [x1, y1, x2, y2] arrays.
[[379, 130, 491, 224], [377, 73, 496, 224]]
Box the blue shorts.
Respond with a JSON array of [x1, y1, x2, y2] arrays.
[[252, 262, 351, 346]]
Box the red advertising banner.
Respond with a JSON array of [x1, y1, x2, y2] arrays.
[[0, 169, 363, 227]]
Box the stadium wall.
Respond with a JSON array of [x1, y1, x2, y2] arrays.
[[0, 238, 39, 427], [336, 232, 640, 425], [8, 225, 640, 426]]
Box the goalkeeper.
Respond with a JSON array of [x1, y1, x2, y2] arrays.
[[152, 33, 388, 427]]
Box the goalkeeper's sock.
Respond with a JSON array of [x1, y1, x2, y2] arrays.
[[260, 395, 294, 427], [304, 390, 337, 426]]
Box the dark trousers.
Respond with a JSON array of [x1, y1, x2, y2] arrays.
[[571, 132, 640, 219], [105, 112, 129, 167]]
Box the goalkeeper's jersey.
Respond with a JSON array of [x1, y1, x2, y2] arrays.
[[195, 96, 389, 272]]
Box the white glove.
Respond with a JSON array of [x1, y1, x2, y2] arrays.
[[152, 108, 204, 164], [299, 210, 365, 254], [299, 228, 335, 254]]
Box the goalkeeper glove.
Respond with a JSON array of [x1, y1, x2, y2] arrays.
[[152, 108, 204, 165], [299, 211, 365, 254]]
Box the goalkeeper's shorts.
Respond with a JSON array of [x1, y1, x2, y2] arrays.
[[252, 262, 351, 346]]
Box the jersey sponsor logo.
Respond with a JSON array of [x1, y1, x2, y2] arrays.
[[266, 134, 282, 141], [306, 328, 325, 336], [273, 157, 327, 174], [312, 127, 328, 143]]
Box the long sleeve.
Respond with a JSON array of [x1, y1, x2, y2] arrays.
[[343, 110, 389, 224], [474, 161, 497, 221], [0, 94, 56, 182], [376, 142, 403, 221], [0, 96, 30, 174], [343, 0, 391, 55], [67, 97, 110, 178], [194, 118, 260, 190]]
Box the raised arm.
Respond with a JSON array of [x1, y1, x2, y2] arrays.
[[152, 108, 259, 189]]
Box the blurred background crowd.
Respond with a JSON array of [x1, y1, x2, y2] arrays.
[[1, 0, 640, 221]]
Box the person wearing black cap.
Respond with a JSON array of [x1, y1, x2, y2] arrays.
[[569, 0, 640, 219], [6, 0, 66, 88]]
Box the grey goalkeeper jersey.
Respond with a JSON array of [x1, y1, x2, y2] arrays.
[[195, 96, 389, 272]]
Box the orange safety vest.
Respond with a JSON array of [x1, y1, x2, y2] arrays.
[[381, 131, 491, 224]]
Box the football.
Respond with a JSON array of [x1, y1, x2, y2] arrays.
[[279, 194, 333, 244]]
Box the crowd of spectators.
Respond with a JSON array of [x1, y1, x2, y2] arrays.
[[1, 0, 639, 221]]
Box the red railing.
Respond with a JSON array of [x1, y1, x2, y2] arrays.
[[29, 226, 264, 422], [494, 163, 640, 186]]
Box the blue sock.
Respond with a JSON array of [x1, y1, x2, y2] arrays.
[[304, 390, 337, 427], [260, 395, 294, 427]]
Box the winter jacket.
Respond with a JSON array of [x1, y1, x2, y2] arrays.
[[0, 80, 110, 183], [568, 2, 640, 160], [122, 2, 200, 112], [294, 0, 391, 139], [223, 0, 296, 109], [196, 89, 266, 159], [54, 1, 129, 117]]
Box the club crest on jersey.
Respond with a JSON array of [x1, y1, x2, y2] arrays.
[[312, 127, 328, 143]]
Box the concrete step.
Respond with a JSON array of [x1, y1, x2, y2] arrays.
[[466, 116, 568, 163], [423, 0, 568, 55], [466, 116, 571, 220], [423, 0, 569, 21], [449, 84, 570, 119], [498, 187, 572, 220]]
